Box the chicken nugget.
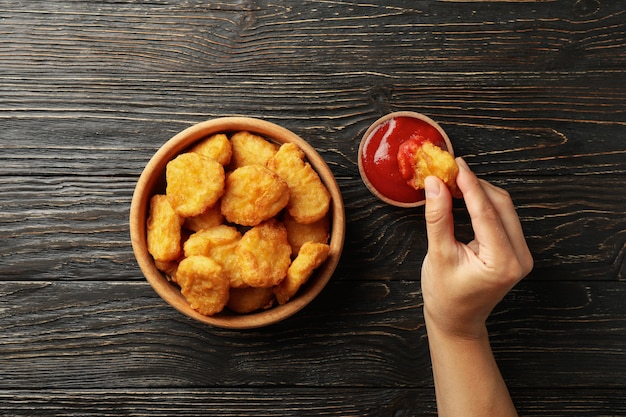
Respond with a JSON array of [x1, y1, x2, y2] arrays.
[[183, 203, 224, 232], [177, 255, 229, 316], [183, 225, 244, 287], [210, 240, 248, 288], [227, 286, 275, 314], [230, 131, 278, 169], [283, 211, 330, 256], [183, 225, 241, 257], [191, 133, 232, 166], [413, 142, 458, 193], [236, 219, 292, 288], [155, 259, 179, 283], [166, 152, 225, 217], [221, 164, 290, 226], [275, 242, 330, 305], [398, 140, 458, 194], [147, 194, 184, 262], [267, 143, 331, 224]]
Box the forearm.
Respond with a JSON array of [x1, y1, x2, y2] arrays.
[[426, 320, 518, 417]]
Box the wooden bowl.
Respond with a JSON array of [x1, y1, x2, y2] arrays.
[[358, 111, 454, 208], [129, 117, 345, 329]]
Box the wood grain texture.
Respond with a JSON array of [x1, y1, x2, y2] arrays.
[[0, 388, 625, 416], [1, 0, 625, 415], [0, 281, 624, 390], [1, 0, 624, 73], [1, 73, 624, 281]]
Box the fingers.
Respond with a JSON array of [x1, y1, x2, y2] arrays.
[[478, 180, 533, 274], [456, 158, 533, 277], [456, 158, 509, 249], [424, 175, 457, 259]]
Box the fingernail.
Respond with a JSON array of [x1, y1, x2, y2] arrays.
[[424, 176, 440, 198], [456, 157, 470, 171]]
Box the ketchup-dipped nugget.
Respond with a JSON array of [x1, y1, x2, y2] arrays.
[[166, 152, 225, 217], [398, 140, 458, 194], [267, 143, 331, 224], [147, 194, 184, 262], [236, 219, 292, 288], [275, 242, 330, 305], [221, 164, 290, 226], [177, 255, 230, 316]]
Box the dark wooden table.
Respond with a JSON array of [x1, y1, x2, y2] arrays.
[[1, 1, 625, 415]]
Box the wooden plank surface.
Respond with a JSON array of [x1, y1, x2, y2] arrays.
[[1, 280, 624, 389], [1, 389, 625, 417], [1, 0, 625, 415]]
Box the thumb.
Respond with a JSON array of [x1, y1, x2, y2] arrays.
[[424, 176, 456, 256]]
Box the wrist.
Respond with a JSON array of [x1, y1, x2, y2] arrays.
[[423, 307, 489, 342]]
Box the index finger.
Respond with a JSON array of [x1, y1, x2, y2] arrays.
[[479, 179, 534, 275], [455, 159, 514, 263]]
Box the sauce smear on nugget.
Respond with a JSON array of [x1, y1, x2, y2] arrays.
[[360, 116, 449, 203]]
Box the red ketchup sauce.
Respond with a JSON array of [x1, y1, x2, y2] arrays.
[[360, 116, 447, 204]]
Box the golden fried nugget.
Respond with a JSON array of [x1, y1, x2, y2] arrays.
[[166, 152, 225, 217], [283, 211, 330, 256], [210, 240, 248, 288], [410, 142, 459, 194], [236, 219, 292, 288], [230, 131, 278, 169], [155, 259, 179, 283], [267, 143, 331, 224], [147, 194, 184, 262], [221, 164, 290, 226], [275, 242, 330, 305], [227, 286, 275, 314], [183, 225, 241, 258], [183, 203, 224, 232], [177, 255, 229, 316], [191, 133, 232, 166], [182, 225, 246, 287]]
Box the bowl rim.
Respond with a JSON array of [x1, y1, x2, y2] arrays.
[[130, 117, 345, 329], [357, 111, 454, 208]]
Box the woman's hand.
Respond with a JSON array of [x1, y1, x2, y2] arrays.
[[421, 158, 533, 417], [421, 157, 534, 338]]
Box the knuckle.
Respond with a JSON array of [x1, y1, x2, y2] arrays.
[[476, 202, 500, 225], [424, 205, 447, 226], [501, 254, 532, 284], [522, 251, 534, 276]]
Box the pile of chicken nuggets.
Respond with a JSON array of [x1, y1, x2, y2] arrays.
[[146, 131, 333, 316]]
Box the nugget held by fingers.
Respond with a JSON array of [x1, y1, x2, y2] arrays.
[[398, 140, 458, 194]]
